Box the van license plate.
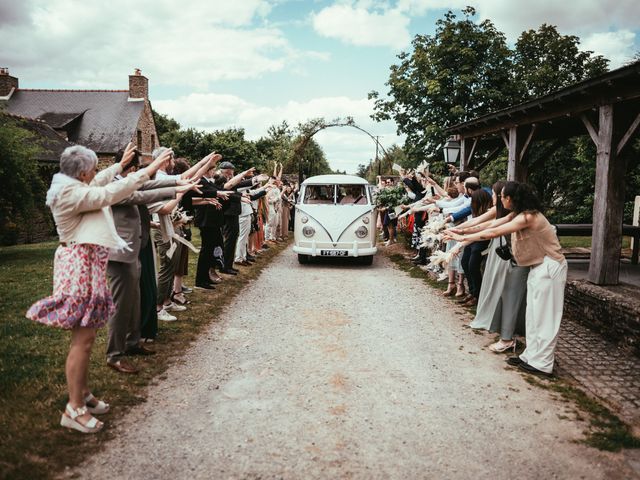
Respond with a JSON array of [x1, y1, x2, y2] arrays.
[[321, 250, 348, 257]]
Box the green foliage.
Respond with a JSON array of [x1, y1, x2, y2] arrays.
[[199, 128, 258, 171], [375, 184, 409, 209], [370, 7, 516, 162], [0, 115, 47, 245], [514, 24, 609, 98], [358, 144, 408, 183], [152, 109, 181, 139], [370, 8, 619, 223]]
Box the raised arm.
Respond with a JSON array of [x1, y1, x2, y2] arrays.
[[224, 168, 255, 190], [444, 212, 525, 245]]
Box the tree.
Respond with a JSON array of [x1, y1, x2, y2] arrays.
[[255, 121, 294, 172], [514, 24, 608, 98], [0, 114, 46, 244], [369, 7, 516, 163], [199, 128, 258, 171], [160, 127, 203, 161], [152, 110, 181, 142]]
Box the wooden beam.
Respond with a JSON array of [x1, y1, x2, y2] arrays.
[[474, 145, 503, 171], [581, 113, 599, 145], [500, 130, 509, 149], [519, 124, 538, 162], [589, 104, 626, 285], [464, 137, 479, 168], [616, 111, 640, 156]]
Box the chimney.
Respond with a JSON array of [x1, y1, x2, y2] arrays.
[[0, 68, 18, 97], [128, 68, 148, 100]]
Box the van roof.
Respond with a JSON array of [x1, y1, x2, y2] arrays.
[[302, 174, 369, 185]]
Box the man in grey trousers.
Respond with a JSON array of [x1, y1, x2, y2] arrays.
[[106, 167, 183, 374]]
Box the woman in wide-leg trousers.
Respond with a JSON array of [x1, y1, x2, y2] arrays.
[[519, 256, 568, 373]]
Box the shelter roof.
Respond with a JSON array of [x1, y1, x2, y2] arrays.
[[447, 61, 640, 139]]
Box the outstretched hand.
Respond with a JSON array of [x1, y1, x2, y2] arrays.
[[119, 143, 138, 170], [176, 181, 202, 195], [144, 148, 173, 177]]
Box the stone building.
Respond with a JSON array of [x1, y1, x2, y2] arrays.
[[0, 67, 159, 164], [0, 68, 160, 243]]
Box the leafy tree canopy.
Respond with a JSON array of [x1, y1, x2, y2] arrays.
[[370, 8, 609, 164]]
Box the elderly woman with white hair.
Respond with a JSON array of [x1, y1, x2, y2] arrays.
[[26, 143, 172, 433]]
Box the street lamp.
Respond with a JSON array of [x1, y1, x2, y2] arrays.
[[443, 137, 460, 165]]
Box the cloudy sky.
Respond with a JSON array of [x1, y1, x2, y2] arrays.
[[2, 0, 639, 172]]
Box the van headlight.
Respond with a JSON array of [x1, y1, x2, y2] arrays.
[[355, 226, 368, 238], [362, 217, 370, 224], [301, 216, 309, 224], [302, 226, 315, 237]]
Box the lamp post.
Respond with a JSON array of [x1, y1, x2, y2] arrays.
[[443, 136, 461, 166]]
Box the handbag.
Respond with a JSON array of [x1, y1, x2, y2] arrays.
[[495, 235, 513, 261]]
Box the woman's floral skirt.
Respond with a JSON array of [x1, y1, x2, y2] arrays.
[[26, 244, 114, 329]]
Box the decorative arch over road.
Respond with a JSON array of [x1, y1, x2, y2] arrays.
[[291, 117, 389, 183]]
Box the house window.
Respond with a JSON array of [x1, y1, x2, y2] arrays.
[[137, 130, 142, 149], [151, 134, 155, 149]]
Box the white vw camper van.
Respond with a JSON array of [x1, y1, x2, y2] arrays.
[[293, 175, 377, 265]]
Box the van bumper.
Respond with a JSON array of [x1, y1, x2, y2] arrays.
[[293, 243, 377, 257]]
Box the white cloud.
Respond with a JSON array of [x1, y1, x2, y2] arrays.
[[312, 3, 410, 49], [0, 0, 323, 89], [581, 30, 637, 68], [325, 1, 640, 62], [154, 93, 403, 173]]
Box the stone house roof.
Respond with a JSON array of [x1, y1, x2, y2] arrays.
[[5, 90, 144, 153]]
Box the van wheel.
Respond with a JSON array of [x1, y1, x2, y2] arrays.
[[359, 255, 373, 266], [298, 254, 310, 264]]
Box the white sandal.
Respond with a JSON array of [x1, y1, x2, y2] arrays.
[[60, 403, 103, 433], [84, 393, 110, 414]]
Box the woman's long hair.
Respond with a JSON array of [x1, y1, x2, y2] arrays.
[[471, 189, 492, 217], [511, 183, 543, 214], [492, 181, 508, 218]]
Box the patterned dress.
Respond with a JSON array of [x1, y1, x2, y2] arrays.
[[26, 243, 114, 329]]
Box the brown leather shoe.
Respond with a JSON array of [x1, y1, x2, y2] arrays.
[[107, 359, 139, 374]]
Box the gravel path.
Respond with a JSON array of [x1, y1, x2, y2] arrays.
[[68, 250, 633, 479]]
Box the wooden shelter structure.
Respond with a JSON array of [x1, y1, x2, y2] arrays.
[[447, 61, 640, 286]]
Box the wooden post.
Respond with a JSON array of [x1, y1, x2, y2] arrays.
[[506, 126, 533, 182], [588, 104, 626, 285], [460, 137, 468, 171], [632, 195, 640, 254]]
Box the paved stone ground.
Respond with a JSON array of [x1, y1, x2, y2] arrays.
[[411, 246, 640, 431], [556, 319, 640, 428]]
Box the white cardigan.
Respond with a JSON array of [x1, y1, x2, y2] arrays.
[[46, 164, 150, 250]]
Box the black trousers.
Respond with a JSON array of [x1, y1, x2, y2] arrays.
[[461, 240, 490, 298], [222, 215, 240, 270], [197, 226, 223, 284]]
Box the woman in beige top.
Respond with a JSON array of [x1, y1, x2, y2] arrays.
[[445, 183, 567, 375], [26, 144, 172, 433]]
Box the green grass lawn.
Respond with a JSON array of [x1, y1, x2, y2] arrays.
[[0, 235, 289, 480], [559, 236, 632, 249]]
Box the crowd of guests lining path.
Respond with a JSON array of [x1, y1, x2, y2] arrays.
[[377, 168, 567, 379], [26, 143, 297, 434]]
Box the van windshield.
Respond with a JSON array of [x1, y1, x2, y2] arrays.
[[303, 184, 368, 205], [303, 185, 335, 204], [337, 185, 367, 205]]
